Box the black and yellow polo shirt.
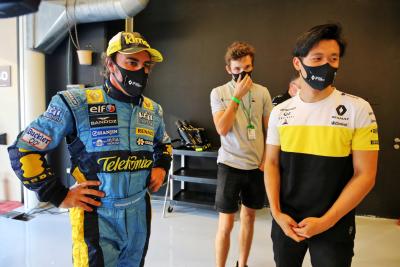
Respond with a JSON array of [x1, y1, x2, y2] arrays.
[[266, 89, 379, 221]]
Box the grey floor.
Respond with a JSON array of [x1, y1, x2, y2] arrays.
[[0, 201, 399, 267]]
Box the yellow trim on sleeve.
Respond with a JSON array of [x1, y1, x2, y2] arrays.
[[352, 124, 379, 150], [19, 154, 45, 178]]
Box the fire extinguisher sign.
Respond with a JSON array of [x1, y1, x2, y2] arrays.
[[0, 66, 11, 87]]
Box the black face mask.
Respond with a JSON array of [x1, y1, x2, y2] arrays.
[[112, 62, 148, 97], [232, 71, 252, 82], [299, 60, 337, 90]]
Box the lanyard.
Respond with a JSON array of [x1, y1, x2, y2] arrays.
[[241, 91, 253, 128], [229, 82, 253, 128]]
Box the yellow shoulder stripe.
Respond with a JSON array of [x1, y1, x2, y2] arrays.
[[279, 125, 353, 157]]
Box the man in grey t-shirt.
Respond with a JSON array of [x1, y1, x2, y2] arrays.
[[210, 41, 272, 267]]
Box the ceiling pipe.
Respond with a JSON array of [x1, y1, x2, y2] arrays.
[[27, 0, 149, 53]]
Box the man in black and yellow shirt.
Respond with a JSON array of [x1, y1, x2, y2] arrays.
[[265, 24, 379, 267]]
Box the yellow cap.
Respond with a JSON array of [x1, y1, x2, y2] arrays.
[[106, 31, 163, 62]]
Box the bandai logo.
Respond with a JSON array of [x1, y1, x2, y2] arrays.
[[89, 114, 118, 128]]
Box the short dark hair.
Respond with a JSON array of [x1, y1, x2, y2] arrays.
[[293, 23, 347, 58], [225, 41, 255, 65]]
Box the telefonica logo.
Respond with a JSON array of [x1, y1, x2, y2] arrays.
[[97, 155, 153, 172]]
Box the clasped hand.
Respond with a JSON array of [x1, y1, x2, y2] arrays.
[[275, 212, 332, 242]]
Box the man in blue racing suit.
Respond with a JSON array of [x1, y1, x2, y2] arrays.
[[8, 31, 172, 267]]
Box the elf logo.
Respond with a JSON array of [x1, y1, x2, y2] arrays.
[[89, 104, 116, 114]]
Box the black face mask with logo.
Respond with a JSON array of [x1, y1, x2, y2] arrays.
[[299, 60, 338, 90], [232, 71, 252, 82], [112, 62, 148, 97]]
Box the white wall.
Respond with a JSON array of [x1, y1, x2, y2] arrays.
[[0, 18, 22, 201]]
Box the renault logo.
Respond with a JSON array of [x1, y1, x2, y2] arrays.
[[336, 105, 347, 116]]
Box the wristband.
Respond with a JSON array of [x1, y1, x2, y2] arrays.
[[231, 96, 241, 104]]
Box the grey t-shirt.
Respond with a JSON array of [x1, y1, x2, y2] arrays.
[[210, 81, 273, 170]]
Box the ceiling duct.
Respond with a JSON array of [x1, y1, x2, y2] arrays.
[[26, 0, 149, 53]]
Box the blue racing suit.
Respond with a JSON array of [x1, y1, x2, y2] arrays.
[[8, 81, 172, 267]]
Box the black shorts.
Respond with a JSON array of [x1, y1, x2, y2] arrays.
[[215, 163, 266, 213], [271, 214, 355, 267]]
